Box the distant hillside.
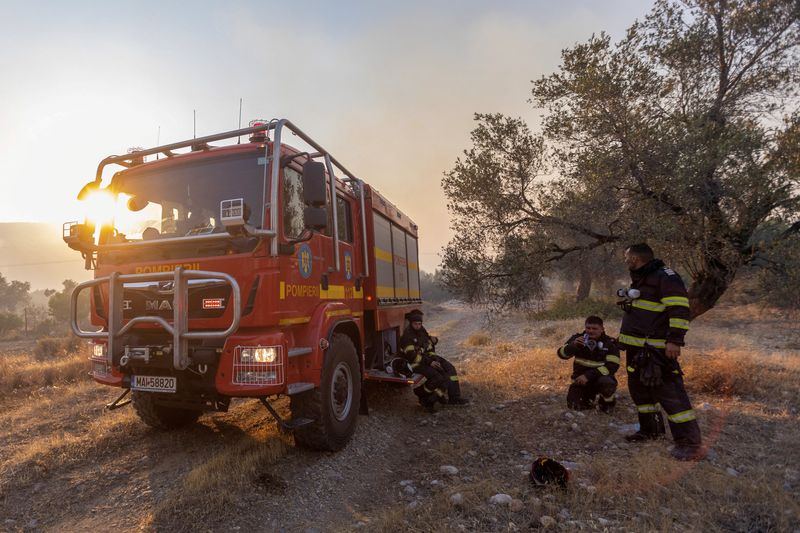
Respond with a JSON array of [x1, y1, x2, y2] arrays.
[[0, 223, 90, 290]]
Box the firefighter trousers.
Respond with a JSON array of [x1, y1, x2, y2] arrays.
[[413, 365, 448, 406], [430, 355, 462, 400], [567, 375, 617, 411], [626, 351, 702, 447]]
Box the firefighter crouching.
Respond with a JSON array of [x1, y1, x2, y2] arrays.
[[557, 316, 620, 413], [400, 311, 468, 412], [619, 243, 704, 461]]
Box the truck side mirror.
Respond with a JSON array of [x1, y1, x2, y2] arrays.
[[302, 161, 327, 207], [304, 206, 328, 232]]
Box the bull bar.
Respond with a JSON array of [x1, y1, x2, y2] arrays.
[[71, 267, 241, 370]]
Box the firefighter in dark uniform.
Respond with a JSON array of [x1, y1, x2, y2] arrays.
[[399, 311, 468, 412], [557, 316, 620, 413], [618, 243, 703, 461]]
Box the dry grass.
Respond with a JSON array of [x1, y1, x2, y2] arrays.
[[361, 315, 800, 532], [464, 332, 491, 347], [0, 339, 90, 398], [148, 433, 289, 531]]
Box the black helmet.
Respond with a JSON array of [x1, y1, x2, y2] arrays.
[[389, 357, 414, 378], [407, 310, 424, 323], [530, 457, 570, 488]]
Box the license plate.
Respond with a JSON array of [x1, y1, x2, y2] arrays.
[[131, 375, 177, 393]]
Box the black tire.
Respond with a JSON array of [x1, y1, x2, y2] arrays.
[[291, 333, 361, 451], [132, 391, 202, 430]]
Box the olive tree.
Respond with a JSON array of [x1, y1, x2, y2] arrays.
[[442, 0, 800, 317]]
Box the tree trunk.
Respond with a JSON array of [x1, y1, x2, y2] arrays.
[[575, 264, 592, 302], [687, 257, 735, 319]]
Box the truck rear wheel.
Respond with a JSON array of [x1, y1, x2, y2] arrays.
[[132, 391, 202, 430], [291, 333, 361, 451]]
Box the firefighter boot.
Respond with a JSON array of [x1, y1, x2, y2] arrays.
[[598, 395, 616, 414], [625, 412, 666, 442], [671, 445, 706, 462]]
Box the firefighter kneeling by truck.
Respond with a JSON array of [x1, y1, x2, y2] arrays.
[[399, 311, 468, 412]]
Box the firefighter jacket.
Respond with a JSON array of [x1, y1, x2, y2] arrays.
[[557, 333, 620, 380], [619, 259, 690, 350], [399, 326, 437, 371]]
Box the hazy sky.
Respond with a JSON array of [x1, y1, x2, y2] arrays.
[[0, 0, 651, 273]]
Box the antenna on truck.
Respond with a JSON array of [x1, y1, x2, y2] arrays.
[[193, 110, 197, 139], [237, 98, 242, 144]]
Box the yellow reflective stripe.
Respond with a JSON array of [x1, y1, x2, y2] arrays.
[[667, 409, 696, 423], [618, 334, 666, 348], [449, 376, 459, 381], [413, 354, 422, 365], [605, 354, 620, 364], [278, 316, 311, 326], [670, 318, 690, 330], [558, 346, 571, 359], [627, 366, 636, 373], [601, 394, 615, 402], [325, 309, 351, 318], [374, 246, 393, 263], [661, 296, 689, 308], [637, 403, 660, 413], [403, 345, 416, 354], [632, 299, 665, 312], [597, 366, 610, 376], [574, 358, 604, 368]]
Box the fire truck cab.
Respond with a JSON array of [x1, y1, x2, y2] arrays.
[[65, 119, 424, 451]]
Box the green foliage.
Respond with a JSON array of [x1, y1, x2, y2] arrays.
[[0, 311, 23, 336], [531, 294, 623, 322], [0, 274, 30, 312], [48, 280, 80, 324], [754, 233, 800, 309], [442, 0, 800, 317]]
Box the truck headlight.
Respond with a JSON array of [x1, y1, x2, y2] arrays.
[[240, 346, 278, 363], [92, 343, 106, 358]]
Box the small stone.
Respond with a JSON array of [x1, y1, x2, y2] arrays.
[[468, 450, 478, 457], [489, 493, 513, 505], [509, 499, 524, 512], [564, 411, 575, 420], [400, 480, 414, 487], [597, 517, 610, 526], [558, 508, 571, 520], [407, 501, 419, 509], [530, 496, 542, 507], [539, 516, 557, 528], [585, 485, 597, 494], [785, 468, 799, 482], [701, 402, 713, 411], [726, 467, 740, 477], [403, 485, 417, 495], [440, 465, 459, 476], [485, 421, 494, 427], [450, 493, 464, 506], [571, 423, 579, 432]]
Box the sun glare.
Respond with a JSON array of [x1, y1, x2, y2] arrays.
[[81, 189, 118, 226]]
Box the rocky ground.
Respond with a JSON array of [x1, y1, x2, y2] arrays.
[[1, 302, 799, 532]]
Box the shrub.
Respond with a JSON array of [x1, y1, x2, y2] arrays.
[[531, 293, 623, 321], [465, 333, 491, 346]]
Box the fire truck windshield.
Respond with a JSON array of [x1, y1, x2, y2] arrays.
[[105, 152, 266, 243]]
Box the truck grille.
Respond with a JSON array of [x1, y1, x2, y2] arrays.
[[232, 347, 284, 386]]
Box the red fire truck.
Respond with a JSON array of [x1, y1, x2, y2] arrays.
[[64, 120, 423, 450]]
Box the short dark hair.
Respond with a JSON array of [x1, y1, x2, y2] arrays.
[[585, 315, 604, 326], [626, 243, 654, 261]]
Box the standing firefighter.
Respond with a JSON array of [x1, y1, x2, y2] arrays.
[[618, 243, 704, 461], [400, 311, 468, 412], [557, 316, 620, 413]]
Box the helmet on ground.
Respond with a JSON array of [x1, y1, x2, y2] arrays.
[[530, 457, 570, 488]]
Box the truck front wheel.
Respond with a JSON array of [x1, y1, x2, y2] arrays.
[[132, 391, 202, 430], [291, 333, 361, 451]]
